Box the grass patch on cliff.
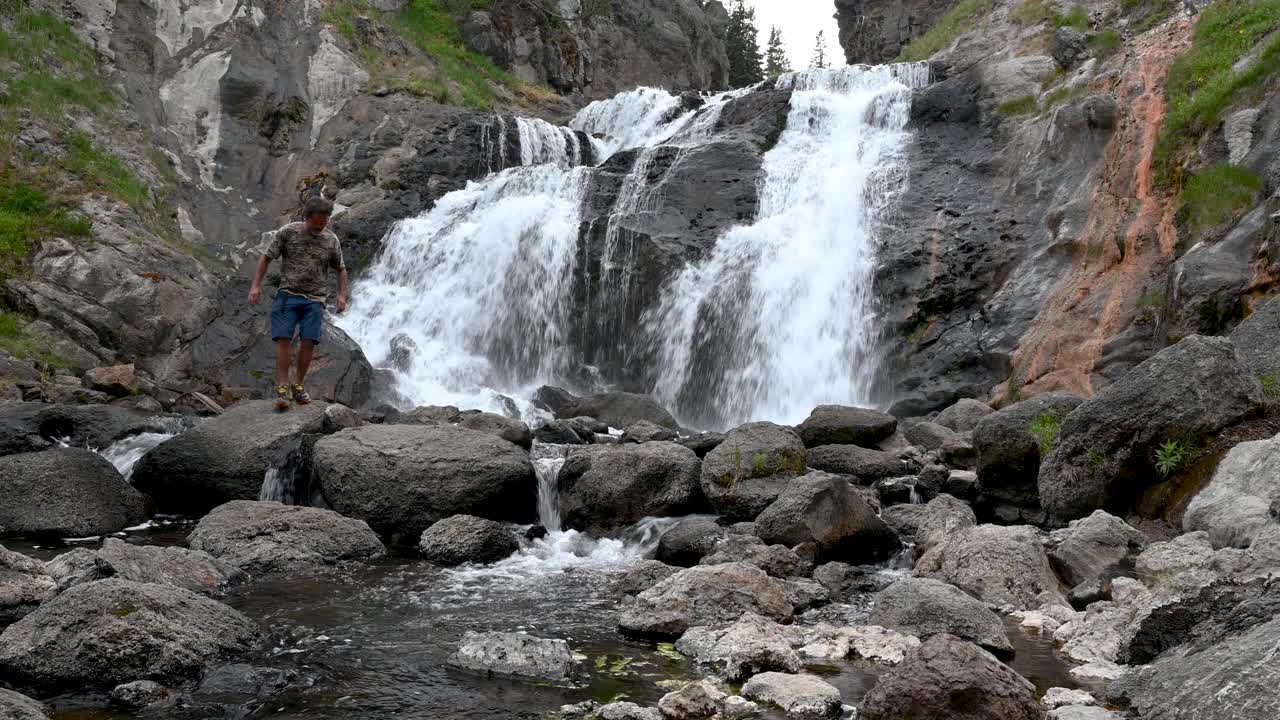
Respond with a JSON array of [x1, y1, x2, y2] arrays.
[[1155, 0, 1280, 186], [0, 181, 91, 270], [62, 132, 149, 207], [0, 12, 115, 119], [1178, 163, 1263, 234], [1010, 1, 1088, 29], [897, 0, 993, 62], [0, 310, 71, 371], [998, 95, 1039, 116], [395, 0, 519, 109]]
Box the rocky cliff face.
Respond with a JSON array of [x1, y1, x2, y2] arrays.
[[834, 0, 956, 64]]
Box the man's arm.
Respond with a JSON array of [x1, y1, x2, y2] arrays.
[[247, 255, 272, 305], [335, 269, 349, 313]]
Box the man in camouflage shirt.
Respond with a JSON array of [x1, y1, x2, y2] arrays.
[[248, 197, 349, 410]]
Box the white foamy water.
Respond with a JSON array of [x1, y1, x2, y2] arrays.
[[648, 64, 930, 427], [96, 421, 185, 480]]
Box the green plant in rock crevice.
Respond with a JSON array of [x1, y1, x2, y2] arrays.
[[1154, 438, 1192, 476], [1029, 408, 1061, 455], [998, 95, 1039, 117], [1260, 373, 1280, 400], [1178, 163, 1263, 235]]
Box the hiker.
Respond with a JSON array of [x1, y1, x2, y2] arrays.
[[247, 197, 349, 410]]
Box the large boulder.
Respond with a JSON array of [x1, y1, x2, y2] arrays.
[[655, 516, 726, 567], [795, 405, 896, 448], [418, 514, 518, 566], [1228, 295, 1280, 379], [922, 524, 1068, 609], [870, 578, 1013, 657], [933, 398, 994, 433], [1184, 432, 1280, 548], [187, 500, 384, 575], [0, 579, 258, 690], [0, 689, 48, 719], [457, 411, 533, 449], [858, 634, 1042, 720], [700, 422, 807, 520], [312, 424, 537, 536], [556, 392, 676, 429], [698, 534, 809, 578], [675, 612, 802, 681], [881, 494, 975, 554], [1048, 510, 1146, 588], [658, 680, 728, 720], [557, 442, 703, 532], [449, 631, 573, 681], [0, 449, 144, 538], [974, 393, 1085, 508], [45, 538, 246, 596], [1038, 336, 1263, 521], [0, 402, 164, 457], [806, 444, 917, 483], [612, 560, 681, 596], [620, 420, 678, 444], [754, 472, 901, 564], [618, 562, 793, 639], [740, 672, 842, 719], [532, 385, 578, 416], [0, 546, 56, 626], [132, 400, 331, 515]]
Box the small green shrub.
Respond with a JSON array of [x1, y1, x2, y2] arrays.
[[0, 312, 19, 338], [1154, 439, 1192, 476], [1261, 373, 1280, 399], [998, 95, 1039, 116], [1136, 287, 1167, 312], [1010, 0, 1056, 26], [581, 0, 613, 20], [1044, 84, 1088, 108], [1179, 163, 1263, 235], [897, 0, 993, 62], [1086, 449, 1106, 466], [0, 181, 91, 270], [1029, 409, 1062, 455], [1089, 29, 1121, 58], [752, 452, 770, 476], [1057, 5, 1090, 30], [63, 132, 148, 207], [0, 311, 71, 370]]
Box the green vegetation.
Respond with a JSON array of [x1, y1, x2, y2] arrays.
[[1261, 373, 1280, 400], [1179, 163, 1263, 235], [1155, 0, 1280, 186], [998, 95, 1039, 116], [63, 132, 148, 207], [1057, 5, 1090, 30], [1121, 0, 1178, 34], [1089, 29, 1121, 58], [0, 182, 91, 274], [1086, 448, 1106, 466], [1044, 84, 1088, 108], [752, 452, 770, 476], [1029, 408, 1062, 455], [0, 310, 71, 371], [1136, 287, 1167, 312], [897, 0, 993, 62], [1010, 1, 1088, 29], [1154, 439, 1192, 476], [580, 0, 613, 21]]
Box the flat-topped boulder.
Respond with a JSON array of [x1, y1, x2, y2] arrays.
[[795, 405, 896, 448], [449, 631, 574, 681], [0, 448, 144, 538], [741, 672, 842, 719], [806, 444, 916, 483], [132, 400, 332, 515], [618, 562, 792, 639], [45, 538, 245, 596], [312, 424, 537, 536], [558, 442, 703, 533], [870, 578, 1012, 657], [187, 500, 384, 575], [556, 391, 676, 429], [457, 411, 532, 449]]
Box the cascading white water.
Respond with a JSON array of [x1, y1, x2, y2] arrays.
[[531, 443, 567, 531], [98, 432, 175, 481], [649, 64, 930, 428]]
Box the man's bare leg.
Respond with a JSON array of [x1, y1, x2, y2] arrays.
[[294, 340, 317, 404], [274, 339, 293, 409]]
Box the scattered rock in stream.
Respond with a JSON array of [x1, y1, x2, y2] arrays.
[[0, 545, 56, 626], [557, 442, 704, 533], [556, 391, 676, 430], [0, 688, 49, 720], [0, 579, 259, 691], [0, 448, 145, 538], [740, 672, 842, 719], [109, 680, 172, 709], [188, 500, 385, 575], [920, 524, 1068, 609], [795, 405, 897, 448], [449, 631, 574, 681], [618, 562, 792, 639], [753, 472, 901, 564], [418, 514, 519, 566], [675, 612, 802, 681], [869, 577, 1013, 657], [655, 516, 726, 567], [0, 402, 169, 457], [44, 537, 245, 595], [457, 411, 533, 449], [805, 444, 917, 483], [698, 534, 810, 578], [657, 679, 727, 719]]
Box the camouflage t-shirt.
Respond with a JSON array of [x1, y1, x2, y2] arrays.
[[262, 222, 346, 303]]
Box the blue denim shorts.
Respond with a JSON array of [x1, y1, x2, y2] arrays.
[[271, 291, 324, 344]]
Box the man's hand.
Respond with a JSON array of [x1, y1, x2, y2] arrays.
[[248, 286, 262, 305], [336, 295, 348, 314]]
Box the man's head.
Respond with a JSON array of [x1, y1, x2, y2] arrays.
[[302, 197, 334, 234]]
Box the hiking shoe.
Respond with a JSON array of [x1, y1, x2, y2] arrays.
[[274, 385, 292, 411], [293, 385, 312, 405]]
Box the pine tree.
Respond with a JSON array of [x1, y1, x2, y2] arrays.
[[810, 29, 829, 69], [725, 0, 764, 88], [764, 25, 791, 79]]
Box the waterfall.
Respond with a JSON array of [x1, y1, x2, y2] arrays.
[[340, 65, 927, 427], [531, 443, 567, 532], [98, 432, 176, 481], [648, 64, 930, 428]]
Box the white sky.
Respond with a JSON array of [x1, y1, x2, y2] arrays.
[[749, 0, 844, 70]]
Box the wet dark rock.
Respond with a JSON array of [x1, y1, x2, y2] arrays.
[[974, 393, 1085, 512], [778, 577, 831, 611], [933, 399, 994, 433], [42, 549, 113, 591], [1117, 580, 1280, 666], [0, 448, 144, 538], [620, 420, 677, 444], [699, 534, 810, 578], [188, 500, 384, 575], [795, 405, 897, 448], [921, 524, 1067, 609], [806, 444, 917, 484], [870, 578, 1013, 658], [618, 562, 793, 639], [874, 477, 918, 506], [834, 0, 956, 64], [109, 680, 171, 709], [449, 631, 574, 681], [881, 494, 976, 555], [534, 419, 592, 445], [755, 471, 901, 565], [655, 516, 726, 567], [44, 538, 246, 596], [132, 400, 332, 515], [418, 514, 518, 566], [942, 469, 978, 499], [0, 688, 48, 719], [1069, 579, 1110, 608], [902, 421, 956, 451], [1047, 510, 1145, 588], [939, 436, 977, 470], [678, 431, 726, 458], [812, 561, 892, 599], [612, 560, 680, 596], [859, 635, 1042, 720], [457, 411, 532, 449], [0, 579, 258, 691], [558, 442, 703, 533], [557, 392, 675, 430], [700, 422, 807, 521], [740, 672, 841, 719], [0, 402, 165, 457], [0, 545, 56, 626], [313, 424, 537, 536], [1038, 336, 1263, 522], [675, 612, 802, 682]]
